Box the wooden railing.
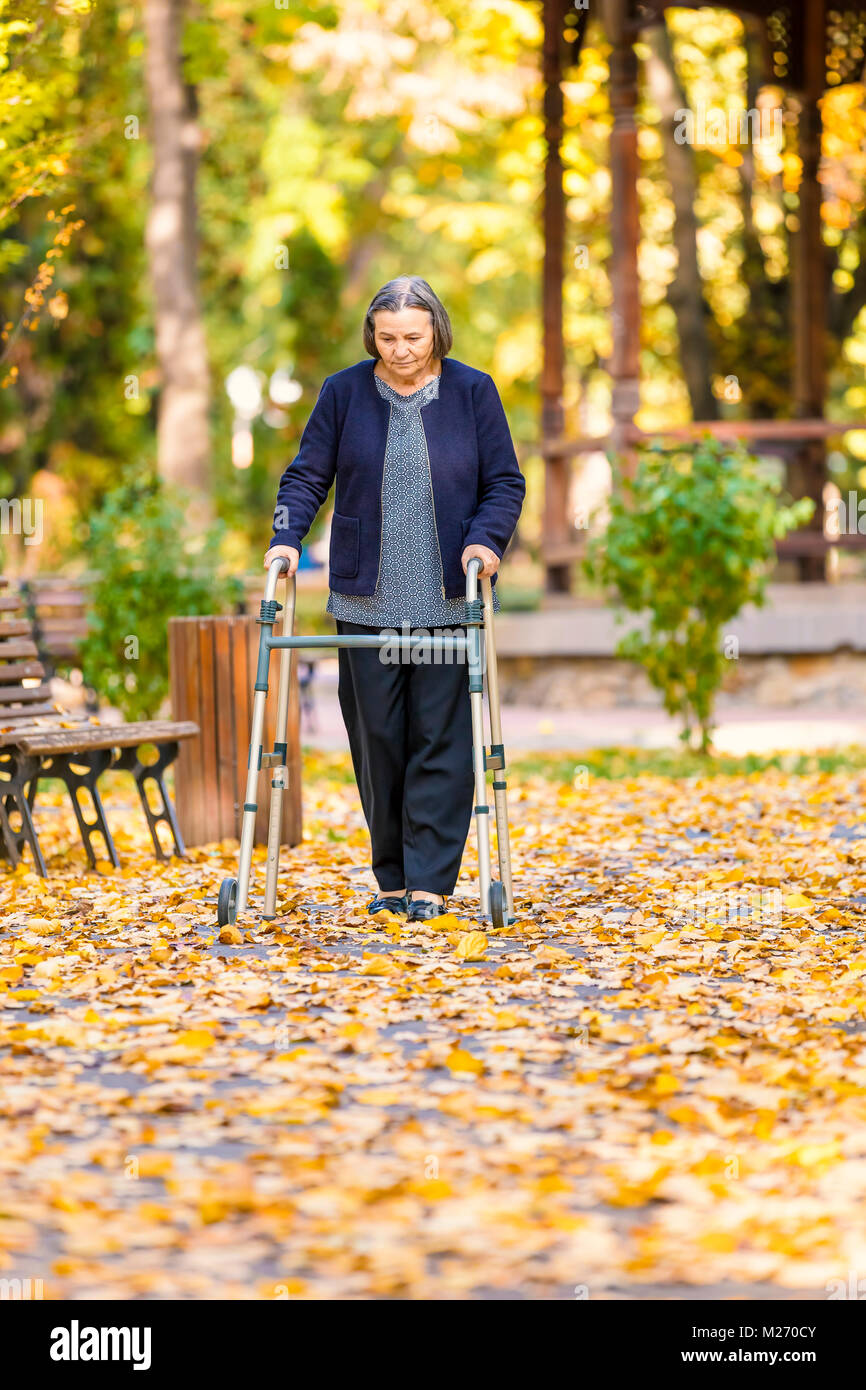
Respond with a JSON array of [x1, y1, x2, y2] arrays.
[[530, 417, 866, 458], [523, 418, 866, 567]]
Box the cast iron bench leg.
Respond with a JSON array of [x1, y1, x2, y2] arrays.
[[114, 741, 186, 861], [0, 751, 47, 876], [39, 750, 120, 871]]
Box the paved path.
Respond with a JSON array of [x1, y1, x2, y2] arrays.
[[5, 762, 863, 1298], [300, 660, 866, 755]]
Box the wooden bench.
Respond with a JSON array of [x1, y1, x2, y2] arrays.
[[0, 577, 198, 876], [17, 574, 91, 677]]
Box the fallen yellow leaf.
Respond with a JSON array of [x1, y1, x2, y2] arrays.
[[444, 1047, 484, 1076], [455, 931, 488, 961], [174, 1029, 216, 1050], [783, 892, 812, 911]]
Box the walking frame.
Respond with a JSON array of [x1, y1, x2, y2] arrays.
[[217, 555, 517, 929]]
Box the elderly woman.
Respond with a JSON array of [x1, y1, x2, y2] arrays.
[[264, 276, 525, 922]]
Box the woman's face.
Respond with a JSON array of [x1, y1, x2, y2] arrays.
[[372, 307, 435, 372]]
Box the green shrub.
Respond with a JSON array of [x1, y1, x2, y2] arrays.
[[585, 436, 814, 753], [79, 481, 243, 720], [498, 585, 542, 612]]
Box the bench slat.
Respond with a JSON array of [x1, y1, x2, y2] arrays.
[[0, 661, 46, 684], [12, 577, 89, 674], [15, 720, 200, 754], [39, 642, 81, 659], [0, 684, 53, 707], [26, 592, 88, 607], [0, 639, 40, 660], [0, 703, 63, 724]]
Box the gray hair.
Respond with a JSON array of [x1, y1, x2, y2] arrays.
[[363, 276, 453, 359]]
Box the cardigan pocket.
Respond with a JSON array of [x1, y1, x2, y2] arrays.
[[330, 510, 360, 578]]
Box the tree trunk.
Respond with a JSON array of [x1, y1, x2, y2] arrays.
[[643, 21, 718, 422], [733, 14, 790, 420], [143, 0, 211, 517], [541, 0, 570, 595]]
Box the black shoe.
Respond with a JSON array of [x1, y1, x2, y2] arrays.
[[367, 892, 409, 915], [407, 896, 448, 921]]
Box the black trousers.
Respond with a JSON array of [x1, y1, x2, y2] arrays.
[[336, 619, 476, 897]]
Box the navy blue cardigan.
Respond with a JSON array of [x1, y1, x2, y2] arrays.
[[270, 356, 526, 601]]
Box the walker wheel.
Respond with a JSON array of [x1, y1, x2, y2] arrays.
[[217, 877, 238, 927], [489, 880, 506, 930]]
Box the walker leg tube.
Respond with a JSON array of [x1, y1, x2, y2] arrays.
[[263, 577, 295, 919], [467, 618, 491, 917], [236, 685, 268, 914], [482, 576, 516, 921], [263, 766, 287, 919], [235, 560, 289, 916]]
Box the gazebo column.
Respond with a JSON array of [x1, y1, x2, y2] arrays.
[[607, 0, 641, 468], [541, 0, 570, 595], [790, 0, 827, 582]]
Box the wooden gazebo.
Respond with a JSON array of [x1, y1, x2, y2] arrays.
[[539, 0, 866, 591]]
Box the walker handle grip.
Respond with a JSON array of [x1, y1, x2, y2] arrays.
[[465, 553, 484, 601], [264, 553, 294, 602]]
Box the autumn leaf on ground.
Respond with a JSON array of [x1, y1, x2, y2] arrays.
[[2, 755, 865, 1299], [455, 931, 488, 960]]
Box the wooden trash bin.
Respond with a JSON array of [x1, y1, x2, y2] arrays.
[[168, 613, 302, 849]]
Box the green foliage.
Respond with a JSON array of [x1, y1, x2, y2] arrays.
[[584, 437, 814, 753], [181, 17, 228, 84], [79, 481, 243, 720], [299, 743, 866, 784], [4, 1, 866, 573], [506, 746, 866, 783], [0, 0, 85, 251], [0, 0, 152, 504], [497, 585, 542, 612]]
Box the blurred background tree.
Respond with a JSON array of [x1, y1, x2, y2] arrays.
[[1, 0, 865, 578]]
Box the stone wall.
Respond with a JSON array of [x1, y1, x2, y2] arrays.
[[498, 651, 866, 710], [493, 583, 866, 709]]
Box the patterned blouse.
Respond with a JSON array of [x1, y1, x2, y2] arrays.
[[326, 368, 501, 627]]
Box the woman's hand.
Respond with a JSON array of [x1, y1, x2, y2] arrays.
[[263, 544, 300, 576], [461, 544, 500, 578]]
